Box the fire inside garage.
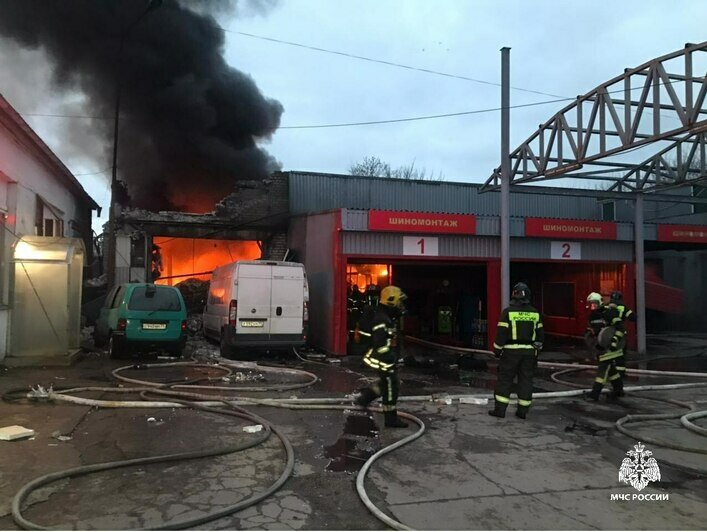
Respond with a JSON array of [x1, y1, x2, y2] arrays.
[[152, 237, 261, 285]]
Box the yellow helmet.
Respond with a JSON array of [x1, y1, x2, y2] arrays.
[[586, 292, 602, 305], [380, 285, 407, 308]]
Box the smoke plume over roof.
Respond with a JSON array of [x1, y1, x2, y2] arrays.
[[0, 0, 283, 211]]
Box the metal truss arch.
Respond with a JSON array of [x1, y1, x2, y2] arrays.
[[482, 41, 707, 193]]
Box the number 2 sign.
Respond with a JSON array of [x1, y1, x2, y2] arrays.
[[551, 241, 581, 260], [403, 236, 439, 256]]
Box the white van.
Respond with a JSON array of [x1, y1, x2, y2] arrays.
[[203, 260, 309, 357]]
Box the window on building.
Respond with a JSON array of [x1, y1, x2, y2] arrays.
[[35, 197, 65, 237], [602, 201, 616, 221], [542, 282, 575, 318], [692, 185, 707, 214]]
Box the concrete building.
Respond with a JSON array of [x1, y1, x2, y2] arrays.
[[0, 94, 99, 363]]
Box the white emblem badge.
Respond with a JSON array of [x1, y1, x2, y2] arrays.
[[618, 442, 661, 491]]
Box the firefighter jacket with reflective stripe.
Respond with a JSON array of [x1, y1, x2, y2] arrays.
[[363, 307, 398, 373], [347, 290, 365, 313], [615, 303, 635, 322], [493, 301, 544, 356]]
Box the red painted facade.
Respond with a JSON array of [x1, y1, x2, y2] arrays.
[[657, 224, 707, 243], [321, 210, 636, 355], [368, 210, 476, 234], [525, 218, 618, 240]]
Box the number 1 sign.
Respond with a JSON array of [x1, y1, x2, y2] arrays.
[[551, 241, 581, 260], [403, 236, 439, 256]]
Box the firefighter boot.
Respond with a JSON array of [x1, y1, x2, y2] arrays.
[[384, 410, 409, 428], [610, 378, 625, 399], [515, 405, 529, 420], [354, 387, 378, 408], [488, 401, 507, 418], [584, 383, 602, 401]]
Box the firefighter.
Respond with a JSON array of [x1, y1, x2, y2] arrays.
[[150, 244, 163, 281], [347, 284, 365, 341], [488, 282, 544, 420], [354, 285, 409, 428], [586, 299, 626, 400], [610, 291, 635, 323], [364, 283, 380, 308]]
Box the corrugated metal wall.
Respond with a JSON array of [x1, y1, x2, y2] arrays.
[[290, 172, 602, 219], [290, 171, 707, 227], [299, 212, 337, 354]]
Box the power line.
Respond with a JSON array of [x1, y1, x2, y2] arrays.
[[227, 29, 566, 99], [279, 97, 572, 129]]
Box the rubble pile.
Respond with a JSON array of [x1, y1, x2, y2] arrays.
[[175, 278, 209, 315]]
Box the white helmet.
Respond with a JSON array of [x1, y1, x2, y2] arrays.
[[586, 292, 602, 305]]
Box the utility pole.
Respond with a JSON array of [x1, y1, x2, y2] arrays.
[[634, 193, 646, 354], [105, 0, 161, 289], [500, 47, 511, 306]]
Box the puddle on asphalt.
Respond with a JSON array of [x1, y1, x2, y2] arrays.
[[324, 413, 380, 473]]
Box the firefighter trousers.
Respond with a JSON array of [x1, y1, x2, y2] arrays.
[[493, 350, 536, 412], [589, 354, 625, 397], [364, 370, 400, 412]]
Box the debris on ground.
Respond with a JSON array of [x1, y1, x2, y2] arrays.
[[84, 274, 107, 287], [242, 424, 263, 433], [458, 396, 488, 405], [51, 431, 72, 442], [0, 425, 36, 441]]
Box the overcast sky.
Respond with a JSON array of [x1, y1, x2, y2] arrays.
[[0, 0, 705, 230]]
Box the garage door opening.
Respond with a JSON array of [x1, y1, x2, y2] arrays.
[[152, 237, 261, 285], [346, 261, 488, 353]]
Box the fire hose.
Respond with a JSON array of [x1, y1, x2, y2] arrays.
[[6, 346, 707, 531]]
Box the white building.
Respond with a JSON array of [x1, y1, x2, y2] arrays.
[[0, 93, 99, 364]]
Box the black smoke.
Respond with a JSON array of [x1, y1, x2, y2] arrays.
[[0, 0, 283, 211]]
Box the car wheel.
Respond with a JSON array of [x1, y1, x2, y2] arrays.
[[109, 335, 123, 359]]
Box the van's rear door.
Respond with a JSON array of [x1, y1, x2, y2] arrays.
[[236, 263, 272, 335], [269, 264, 304, 335]]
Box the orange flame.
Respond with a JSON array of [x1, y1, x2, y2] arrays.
[[153, 237, 261, 285]]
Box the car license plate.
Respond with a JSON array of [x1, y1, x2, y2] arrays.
[[241, 321, 264, 328], [142, 323, 167, 330]]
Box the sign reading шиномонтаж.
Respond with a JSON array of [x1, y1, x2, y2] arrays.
[[368, 210, 476, 234], [525, 218, 617, 240], [657, 224, 707, 243]]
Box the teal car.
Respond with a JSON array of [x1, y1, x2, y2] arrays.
[[94, 283, 187, 358]]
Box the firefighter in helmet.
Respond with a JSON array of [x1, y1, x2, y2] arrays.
[[354, 285, 409, 428], [610, 291, 635, 323], [586, 295, 626, 400], [610, 290, 634, 358], [489, 282, 544, 420]]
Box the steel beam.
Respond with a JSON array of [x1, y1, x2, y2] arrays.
[[634, 193, 646, 354]]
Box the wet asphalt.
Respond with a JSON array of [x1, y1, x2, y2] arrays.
[[0, 334, 706, 530]]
